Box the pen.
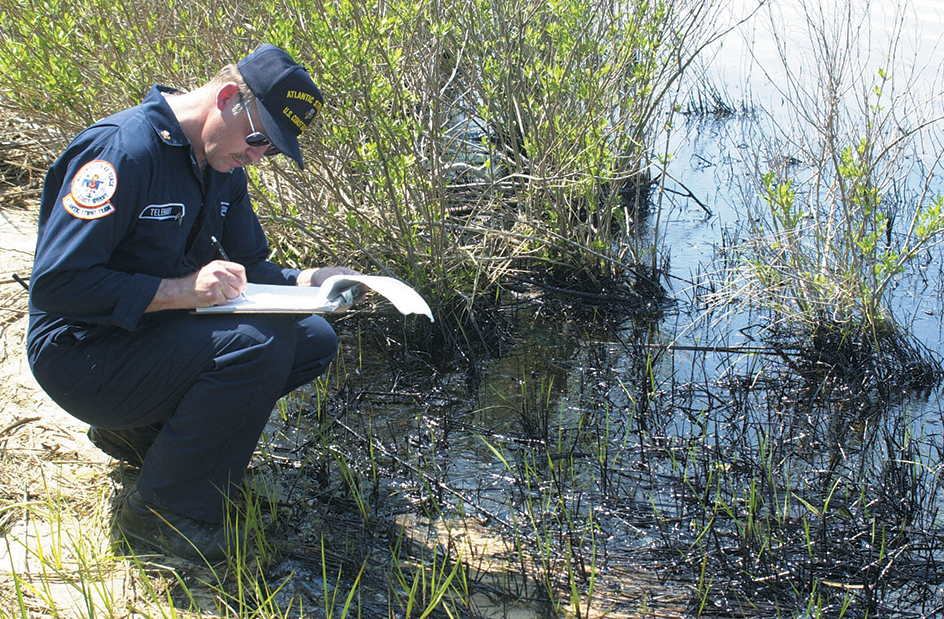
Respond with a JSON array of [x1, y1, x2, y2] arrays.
[[210, 235, 247, 300], [210, 236, 231, 261]]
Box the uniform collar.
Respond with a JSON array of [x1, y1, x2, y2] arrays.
[[143, 85, 191, 147]]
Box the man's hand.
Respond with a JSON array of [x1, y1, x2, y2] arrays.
[[296, 266, 360, 287], [146, 260, 247, 312], [297, 266, 367, 303]]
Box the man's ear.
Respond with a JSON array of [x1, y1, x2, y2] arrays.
[[215, 82, 241, 112]]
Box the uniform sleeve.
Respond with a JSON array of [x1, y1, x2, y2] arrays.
[[29, 140, 161, 331]]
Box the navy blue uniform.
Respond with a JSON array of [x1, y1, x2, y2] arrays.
[[27, 86, 337, 522]]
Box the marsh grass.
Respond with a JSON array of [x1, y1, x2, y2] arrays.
[[681, 78, 753, 121], [664, 366, 944, 616], [5, 281, 944, 618], [452, 305, 944, 617], [707, 0, 944, 389]]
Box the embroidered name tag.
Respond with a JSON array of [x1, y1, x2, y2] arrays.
[[140, 203, 185, 221]]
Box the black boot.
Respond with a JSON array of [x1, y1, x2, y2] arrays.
[[87, 423, 163, 468], [118, 490, 229, 564]]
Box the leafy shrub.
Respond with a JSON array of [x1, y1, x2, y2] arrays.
[[0, 0, 725, 315]]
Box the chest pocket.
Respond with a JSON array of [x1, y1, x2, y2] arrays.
[[111, 203, 191, 278]]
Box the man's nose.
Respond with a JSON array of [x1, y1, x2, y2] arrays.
[[247, 146, 267, 163]]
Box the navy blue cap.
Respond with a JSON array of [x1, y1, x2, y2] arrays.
[[237, 44, 323, 169]]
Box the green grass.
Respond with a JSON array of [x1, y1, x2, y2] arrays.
[[5, 298, 944, 618]]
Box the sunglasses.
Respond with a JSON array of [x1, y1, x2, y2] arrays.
[[239, 95, 280, 157]]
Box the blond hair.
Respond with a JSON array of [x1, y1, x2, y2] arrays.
[[208, 63, 256, 105]]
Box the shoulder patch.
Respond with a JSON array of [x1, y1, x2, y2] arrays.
[[62, 194, 115, 220], [70, 160, 118, 208]]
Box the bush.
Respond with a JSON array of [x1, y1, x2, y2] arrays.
[[710, 0, 944, 385], [0, 0, 725, 316]]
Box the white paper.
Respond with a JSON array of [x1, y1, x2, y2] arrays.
[[194, 274, 434, 321]]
